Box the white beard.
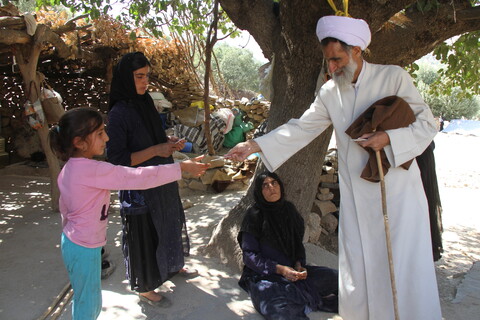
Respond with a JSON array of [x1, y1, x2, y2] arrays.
[[331, 56, 357, 89]]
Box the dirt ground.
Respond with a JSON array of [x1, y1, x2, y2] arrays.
[[0, 132, 479, 319], [428, 133, 480, 319]]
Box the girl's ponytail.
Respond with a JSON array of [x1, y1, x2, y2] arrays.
[[48, 124, 68, 161]]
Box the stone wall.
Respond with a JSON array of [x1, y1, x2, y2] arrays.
[[305, 148, 339, 253]]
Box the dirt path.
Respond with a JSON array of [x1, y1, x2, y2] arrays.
[[0, 132, 478, 320], [431, 133, 480, 319]]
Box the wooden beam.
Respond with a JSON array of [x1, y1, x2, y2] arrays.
[[0, 16, 24, 29], [0, 29, 30, 45]]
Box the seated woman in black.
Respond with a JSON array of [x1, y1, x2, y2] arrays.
[[238, 171, 338, 320]]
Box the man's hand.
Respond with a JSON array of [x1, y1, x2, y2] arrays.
[[356, 131, 390, 151], [224, 140, 261, 162]]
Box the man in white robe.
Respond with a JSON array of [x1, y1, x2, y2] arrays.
[[226, 15, 442, 320]]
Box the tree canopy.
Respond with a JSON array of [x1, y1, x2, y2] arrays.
[[17, 0, 479, 96], [416, 61, 480, 120], [210, 43, 263, 93]]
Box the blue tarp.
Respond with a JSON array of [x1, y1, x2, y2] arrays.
[[442, 119, 480, 136]]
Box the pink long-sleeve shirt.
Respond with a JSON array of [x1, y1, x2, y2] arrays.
[[58, 157, 181, 248]]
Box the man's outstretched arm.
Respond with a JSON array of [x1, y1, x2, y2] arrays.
[[225, 140, 261, 162]]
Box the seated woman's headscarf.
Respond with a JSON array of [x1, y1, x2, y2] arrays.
[[239, 171, 306, 264], [109, 52, 167, 144]]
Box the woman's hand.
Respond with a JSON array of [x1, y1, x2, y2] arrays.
[[294, 265, 308, 280], [168, 136, 186, 152], [153, 142, 179, 157], [180, 155, 210, 177], [276, 264, 307, 282]]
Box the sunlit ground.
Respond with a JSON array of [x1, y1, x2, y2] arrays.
[[1, 133, 479, 320]]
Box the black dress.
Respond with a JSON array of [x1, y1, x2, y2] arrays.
[[238, 172, 338, 319], [107, 101, 189, 292]]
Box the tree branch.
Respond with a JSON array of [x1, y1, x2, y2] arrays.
[[41, 25, 72, 59], [219, 0, 278, 60], [53, 14, 89, 35], [0, 29, 30, 45], [456, 5, 480, 21], [368, 2, 480, 66]]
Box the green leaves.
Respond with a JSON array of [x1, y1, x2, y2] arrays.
[[210, 43, 263, 92], [415, 0, 440, 14], [414, 60, 480, 120], [433, 31, 480, 97]]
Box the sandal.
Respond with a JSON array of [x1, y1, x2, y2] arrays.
[[101, 247, 109, 260], [101, 260, 115, 280], [138, 293, 172, 308], [178, 267, 199, 278]]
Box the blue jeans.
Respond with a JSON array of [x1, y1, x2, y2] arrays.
[[61, 233, 102, 320]]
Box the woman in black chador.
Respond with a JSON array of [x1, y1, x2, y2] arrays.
[[238, 171, 339, 319], [107, 52, 196, 306]]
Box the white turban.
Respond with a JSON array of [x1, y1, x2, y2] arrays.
[[316, 16, 371, 50]]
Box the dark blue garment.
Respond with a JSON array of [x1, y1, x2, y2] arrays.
[[239, 232, 338, 319], [107, 101, 189, 292]]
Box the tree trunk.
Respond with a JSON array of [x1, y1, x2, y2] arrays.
[[15, 25, 62, 212], [204, 1, 333, 270], [202, 0, 220, 156]]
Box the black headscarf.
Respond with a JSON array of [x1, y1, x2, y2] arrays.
[[239, 172, 306, 264], [109, 52, 167, 144]]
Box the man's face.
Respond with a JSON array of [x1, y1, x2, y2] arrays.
[[322, 41, 361, 88]]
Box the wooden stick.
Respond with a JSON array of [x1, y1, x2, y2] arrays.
[[49, 287, 74, 320], [375, 150, 400, 320], [36, 282, 71, 320]]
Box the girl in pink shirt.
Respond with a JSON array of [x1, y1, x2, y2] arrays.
[[49, 107, 208, 320]]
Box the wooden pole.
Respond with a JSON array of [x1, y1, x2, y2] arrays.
[[36, 282, 72, 320], [375, 149, 400, 320]]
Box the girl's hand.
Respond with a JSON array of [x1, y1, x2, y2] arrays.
[[180, 157, 210, 177]]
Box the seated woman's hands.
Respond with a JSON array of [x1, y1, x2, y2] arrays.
[[276, 264, 307, 282]]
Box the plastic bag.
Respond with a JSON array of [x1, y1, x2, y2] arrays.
[[213, 108, 234, 134], [24, 99, 45, 130]]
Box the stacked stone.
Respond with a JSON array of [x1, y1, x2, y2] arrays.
[[238, 98, 270, 126], [305, 148, 339, 249], [212, 97, 270, 140]]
